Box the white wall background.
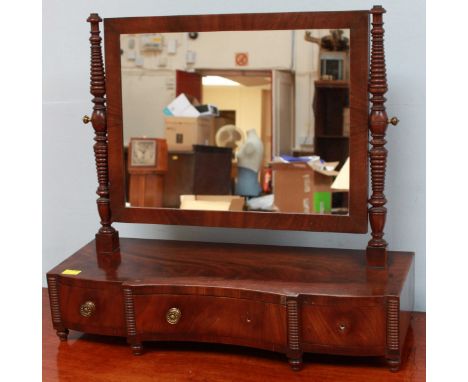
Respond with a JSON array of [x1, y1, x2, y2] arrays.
[[43, 0, 426, 311]]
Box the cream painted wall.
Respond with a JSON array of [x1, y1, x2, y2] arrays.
[[121, 70, 175, 144], [292, 29, 349, 147], [189, 31, 292, 70], [294, 30, 318, 147], [120, 28, 348, 150], [43, 0, 426, 311], [203, 85, 267, 137], [121, 31, 292, 72], [121, 33, 186, 70], [120, 30, 293, 144]]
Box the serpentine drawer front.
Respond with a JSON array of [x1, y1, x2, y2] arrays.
[[130, 293, 287, 350], [48, 239, 415, 371]]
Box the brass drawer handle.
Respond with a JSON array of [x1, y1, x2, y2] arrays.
[[80, 301, 96, 317], [166, 307, 182, 324]]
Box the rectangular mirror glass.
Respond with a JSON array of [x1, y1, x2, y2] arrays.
[[120, 29, 350, 215]]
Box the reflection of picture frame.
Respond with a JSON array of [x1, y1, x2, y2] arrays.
[[321, 58, 343, 80], [320, 51, 348, 80], [131, 139, 157, 166]]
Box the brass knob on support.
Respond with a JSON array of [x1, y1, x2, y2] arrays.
[[388, 117, 399, 126], [82, 115, 91, 124], [80, 301, 96, 317], [166, 307, 182, 324]]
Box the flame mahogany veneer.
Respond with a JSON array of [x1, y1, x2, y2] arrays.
[[47, 6, 414, 373], [47, 238, 414, 371]]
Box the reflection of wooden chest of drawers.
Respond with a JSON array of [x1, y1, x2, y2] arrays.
[[163, 145, 233, 208], [47, 238, 414, 372]]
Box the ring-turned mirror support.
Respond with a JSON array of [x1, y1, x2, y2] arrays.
[[86, 14, 119, 255], [367, 5, 390, 268]]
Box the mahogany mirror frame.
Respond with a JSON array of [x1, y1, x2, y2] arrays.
[[102, 11, 369, 233]]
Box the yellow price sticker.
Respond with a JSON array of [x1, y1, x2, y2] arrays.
[[62, 269, 82, 275]]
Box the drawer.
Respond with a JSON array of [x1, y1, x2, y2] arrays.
[[132, 294, 287, 347], [302, 301, 386, 351], [58, 282, 125, 336]]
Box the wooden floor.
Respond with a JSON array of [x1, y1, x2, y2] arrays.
[[42, 288, 425, 381]]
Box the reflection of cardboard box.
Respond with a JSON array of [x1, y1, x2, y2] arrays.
[[271, 162, 334, 214], [165, 116, 215, 151], [180, 195, 244, 211]]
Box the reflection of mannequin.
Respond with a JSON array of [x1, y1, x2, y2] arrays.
[[235, 129, 263, 197]]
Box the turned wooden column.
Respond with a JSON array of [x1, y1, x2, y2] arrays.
[[46, 275, 69, 341], [367, 5, 390, 268], [86, 13, 119, 255], [286, 296, 303, 371]]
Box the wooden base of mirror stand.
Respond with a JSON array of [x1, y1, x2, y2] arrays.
[[366, 246, 388, 268], [47, 238, 414, 372], [95, 231, 120, 255]]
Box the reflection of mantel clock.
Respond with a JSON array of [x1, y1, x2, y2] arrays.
[[128, 138, 167, 173], [127, 138, 168, 207], [131, 139, 156, 166]]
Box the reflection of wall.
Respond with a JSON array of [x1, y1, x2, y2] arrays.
[[120, 31, 293, 72], [121, 70, 175, 144], [189, 31, 292, 69], [120, 29, 350, 149], [120, 31, 293, 144], [202, 85, 266, 138], [121, 33, 187, 70], [293, 30, 320, 148], [292, 29, 350, 149]]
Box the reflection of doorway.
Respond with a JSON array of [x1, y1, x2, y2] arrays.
[[272, 70, 295, 157], [199, 70, 272, 166], [175, 69, 296, 163], [175, 70, 202, 102], [261, 89, 272, 164]]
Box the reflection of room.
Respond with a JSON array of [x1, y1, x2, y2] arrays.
[[120, 29, 350, 214]]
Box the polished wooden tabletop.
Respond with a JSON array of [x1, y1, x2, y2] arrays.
[[42, 288, 425, 381]]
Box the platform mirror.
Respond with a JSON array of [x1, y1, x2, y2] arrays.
[[103, 12, 369, 232], [47, 9, 413, 372]]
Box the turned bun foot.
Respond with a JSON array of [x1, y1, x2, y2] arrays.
[[56, 329, 69, 341], [288, 357, 303, 371], [131, 343, 143, 355], [386, 357, 401, 372]]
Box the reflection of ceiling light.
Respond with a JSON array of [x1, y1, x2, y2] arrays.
[[202, 76, 241, 86]]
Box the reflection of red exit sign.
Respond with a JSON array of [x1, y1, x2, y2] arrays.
[[235, 52, 249, 66]]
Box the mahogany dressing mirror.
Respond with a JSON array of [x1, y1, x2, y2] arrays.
[[103, 12, 369, 232], [47, 9, 414, 373]]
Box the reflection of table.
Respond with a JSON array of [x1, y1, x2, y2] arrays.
[[163, 145, 233, 208]]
